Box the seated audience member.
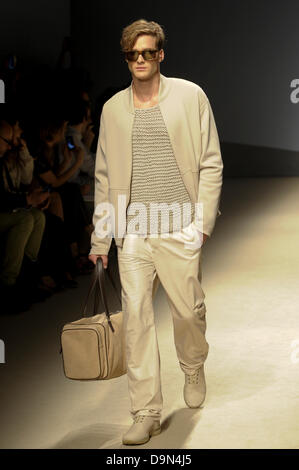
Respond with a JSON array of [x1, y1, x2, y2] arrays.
[[8, 114, 79, 291], [56, 37, 75, 71], [59, 100, 95, 199], [0, 119, 49, 313], [37, 209, 79, 291], [3, 118, 34, 190], [34, 116, 93, 273]]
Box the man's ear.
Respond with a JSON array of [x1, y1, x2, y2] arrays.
[[159, 49, 164, 63]]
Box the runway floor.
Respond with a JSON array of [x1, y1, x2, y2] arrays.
[[0, 177, 298, 449]]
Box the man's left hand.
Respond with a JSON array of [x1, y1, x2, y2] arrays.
[[201, 233, 208, 245]]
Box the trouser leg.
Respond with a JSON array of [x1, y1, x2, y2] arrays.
[[0, 210, 35, 286], [38, 212, 75, 279], [152, 272, 160, 299], [151, 233, 209, 375], [117, 236, 163, 419], [23, 208, 46, 261], [57, 183, 90, 244]]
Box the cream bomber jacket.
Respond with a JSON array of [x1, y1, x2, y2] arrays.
[[90, 73, 223, 255]]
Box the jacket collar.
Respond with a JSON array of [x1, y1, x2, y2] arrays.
[[125, 73, 170, 114]]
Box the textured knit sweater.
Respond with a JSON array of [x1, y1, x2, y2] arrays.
[[126, 104, 194, 235]]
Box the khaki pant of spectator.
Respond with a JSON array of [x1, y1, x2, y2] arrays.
[[117, 223, 209, 419], [0, 208, 46, 286]]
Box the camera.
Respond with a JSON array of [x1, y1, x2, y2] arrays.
[[42, 185, 53, 193], [66, 135, 75, 150]]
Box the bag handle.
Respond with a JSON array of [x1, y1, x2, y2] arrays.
[[82, 257, 122, 333], [59, 257, 122, 354]]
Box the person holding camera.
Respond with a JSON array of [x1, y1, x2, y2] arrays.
[[58, 100, 95, 199], [7, 116, 80, 293], [34, 117, 93, 274]]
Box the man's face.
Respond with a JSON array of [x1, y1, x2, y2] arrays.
[[0, 123, 13, 158], [82, 113, 91, 133], [126, 34, 164, 82], [55, 121, 68, 144], [12, 121, 23, 145]]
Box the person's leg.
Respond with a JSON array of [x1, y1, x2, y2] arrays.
[[0, 211, 35, 286], [12, 208, 52, 303], [151, 232, 209, 375], [46, 191, 64, 221], [57, 183, 90, 244], [117, 235, 163, 420], [38, 212, 77, 288], [23, 208, 46, 262], [57, 183, 93, 274]]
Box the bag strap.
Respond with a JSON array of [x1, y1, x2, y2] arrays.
[[59, 258, 122, 354], [94, 259, 121, 316], [82, 258, 122, 333]]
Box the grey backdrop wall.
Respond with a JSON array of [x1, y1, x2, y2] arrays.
[[1, 0, 299, 175], [0, 0, 71, 68], [71, 0, 299, 154]]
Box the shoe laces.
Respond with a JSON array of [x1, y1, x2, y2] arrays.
[[134, 415, 146, 423], [186, 369, 200, 384]]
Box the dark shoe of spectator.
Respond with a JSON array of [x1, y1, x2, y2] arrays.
[[17, 279, 53, 304], [30, 285, 53, 303], [41, 275, 57, 290], [39, 275, 63, 294], [18, 256, 53, 303], [75, 255, 94, 275], [60, 271, 78, 289], [51, 271, 78, 291], [61, 279, 78, 289]]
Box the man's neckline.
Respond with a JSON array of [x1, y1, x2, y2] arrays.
[[134, 103, 159, 110]]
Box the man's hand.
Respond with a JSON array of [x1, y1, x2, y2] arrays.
[[83, 124, 95, 150], [88, 254, 108, 269], [192, 225, 209, 247], [201, 232, 209, 245], [74, 146, 84, 166], [39, 196, 50, 211], [19, 138, 28, 151], [80, 183, 91, 195], [62, 142, 73, 164], [26, 189, 49, 207]]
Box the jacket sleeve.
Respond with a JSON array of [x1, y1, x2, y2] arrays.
[[194, 91, 223, 237], [89, 109, 112, 256]]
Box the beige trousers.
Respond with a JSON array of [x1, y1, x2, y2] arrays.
[[117, 223, 209, 419]]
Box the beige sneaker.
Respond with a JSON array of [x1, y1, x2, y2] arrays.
[[184, 365, 206, 408], [122, 415, 161, 445]]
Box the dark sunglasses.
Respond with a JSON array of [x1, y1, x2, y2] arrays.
[[125, 49, 159, 62], [0, 135, 13, 146]]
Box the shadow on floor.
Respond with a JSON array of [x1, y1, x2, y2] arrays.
[[49, 408, 203, 449]]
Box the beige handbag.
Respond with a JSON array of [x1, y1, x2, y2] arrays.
[[60, 258, 127, 380]]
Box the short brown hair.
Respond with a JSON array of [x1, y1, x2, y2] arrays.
[[39, 116, 66, 143], [0, 119, 11, 134], [120, 19, 166, 52]]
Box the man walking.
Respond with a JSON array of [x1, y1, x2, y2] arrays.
[[89, 19, 223, 445]]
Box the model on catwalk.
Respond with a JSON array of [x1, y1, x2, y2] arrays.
[[89, 19, 223, 445]]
